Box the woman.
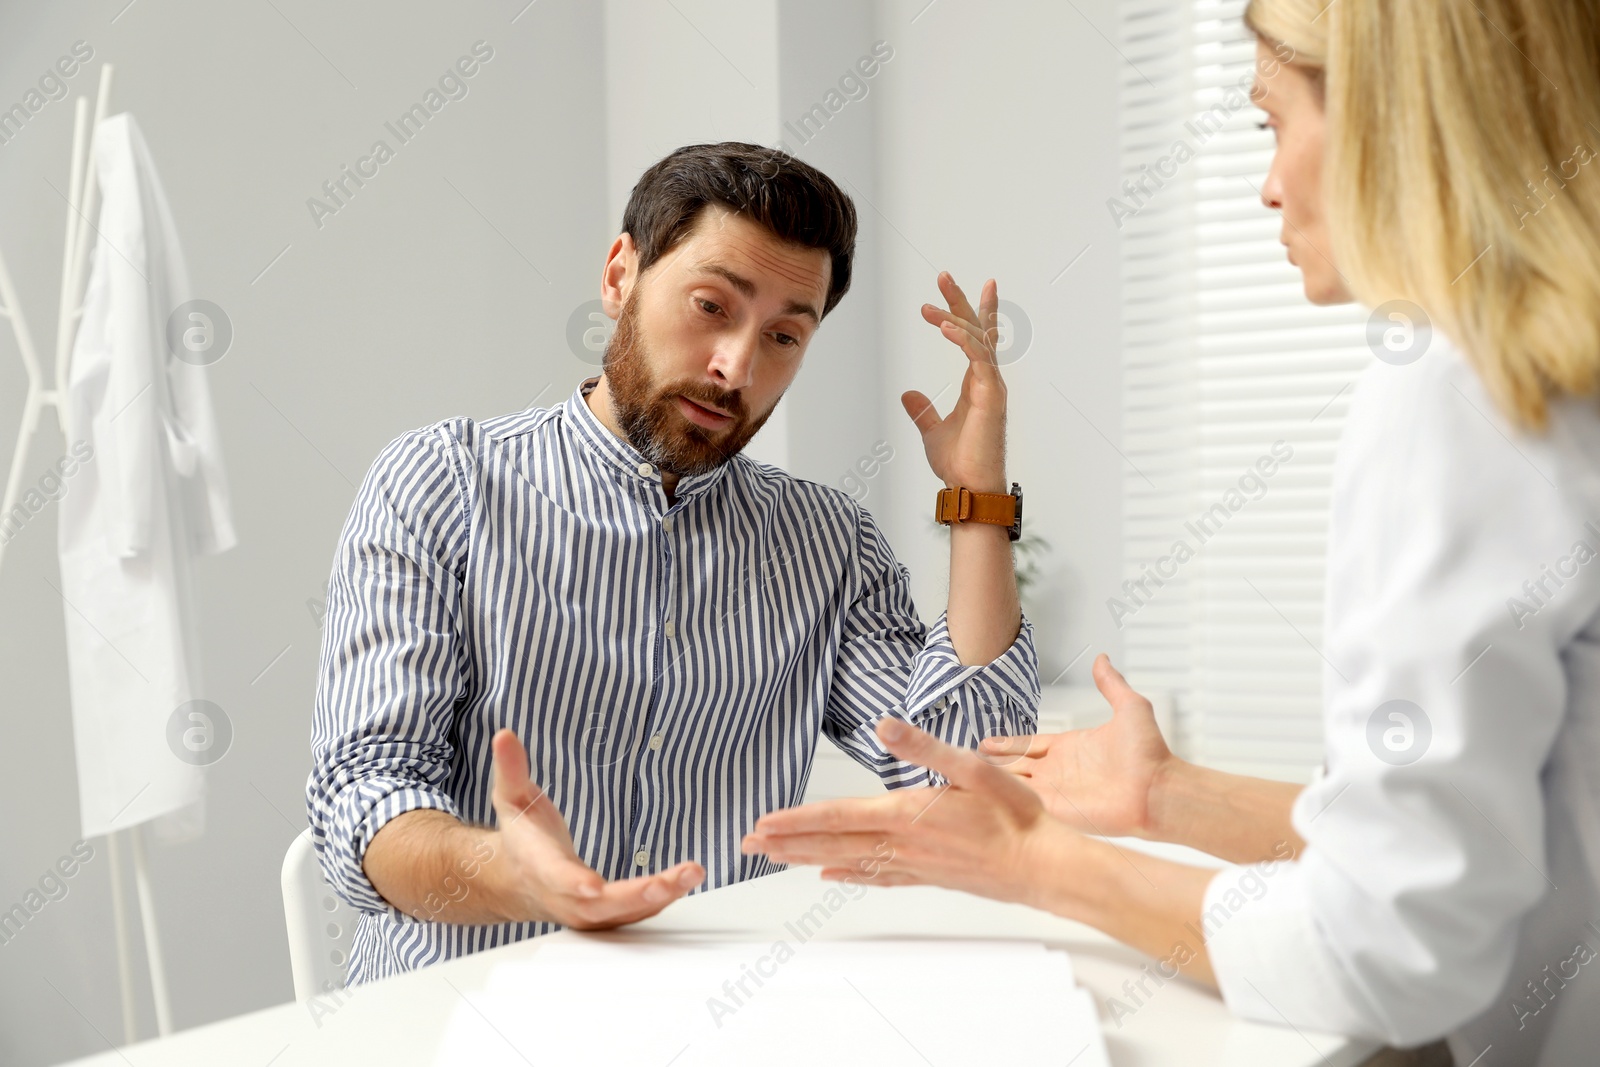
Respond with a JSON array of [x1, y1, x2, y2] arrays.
[[742, 0, 1600, 1061]]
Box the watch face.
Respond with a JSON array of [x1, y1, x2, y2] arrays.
[[1010, 482, 1023, 541]]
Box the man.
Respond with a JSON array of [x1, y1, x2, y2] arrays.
[[306, 141, 1038, 984]]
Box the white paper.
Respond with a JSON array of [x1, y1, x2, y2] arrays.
[[434, 938, 1109, 1066]]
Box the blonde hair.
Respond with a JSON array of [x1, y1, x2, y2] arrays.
[[1242, 0, 1327, 70], [1247, 0, 1600, 429]]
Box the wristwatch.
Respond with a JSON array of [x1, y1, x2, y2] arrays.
[[934, 482, 1023, 542]]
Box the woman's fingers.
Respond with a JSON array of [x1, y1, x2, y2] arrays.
[[980, 733, 1042, 752], [875, 717, 1025, 808], [1092, 653, 1154, 717], [748, 794, 902, 837], [979, 733, 1045, 765], [822, 867, 921, 888], [743, 830, 889, 867]]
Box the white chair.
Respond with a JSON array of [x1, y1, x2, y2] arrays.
[[281, 828, 356, 1001]]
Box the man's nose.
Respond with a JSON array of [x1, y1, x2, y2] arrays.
[[707, 331, 758, 390]]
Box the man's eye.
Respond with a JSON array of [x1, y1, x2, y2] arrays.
[[697, 298, 722, 316], [772, 333, 798, 348]]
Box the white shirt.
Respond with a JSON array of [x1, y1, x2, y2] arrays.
[[1204, 332, 1600, 1063]]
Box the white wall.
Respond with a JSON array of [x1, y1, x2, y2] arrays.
[[0, 3, 610, 1063], [871, 0, 1123, 681], [0, 2, 1122, 1064], [600, 0, 888, 487]]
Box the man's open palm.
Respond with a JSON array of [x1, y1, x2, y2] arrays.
[[489, 728, 703, 928]]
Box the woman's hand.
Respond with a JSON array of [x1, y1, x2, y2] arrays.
[[982, 654, 1178, 840], [742, 712, 1225, 990], [740, 716, 1074, 911]]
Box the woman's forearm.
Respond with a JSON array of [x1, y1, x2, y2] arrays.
[[1145, 758, 1305, 864], [1025, 826, 1220, 986]]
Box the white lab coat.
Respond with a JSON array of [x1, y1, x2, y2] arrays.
[[57, 112, 236, 841], [1203, 331, 1600, 1062]]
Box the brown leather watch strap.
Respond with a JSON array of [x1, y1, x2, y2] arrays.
[[934, 483, 1022, 541]]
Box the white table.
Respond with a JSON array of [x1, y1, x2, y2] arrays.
[[59, 863, 1378, 1066]]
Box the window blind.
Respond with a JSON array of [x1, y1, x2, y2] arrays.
[[1115, 0, 1370, 781]]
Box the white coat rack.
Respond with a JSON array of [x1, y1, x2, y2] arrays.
[[0, 63, 175, 1044]]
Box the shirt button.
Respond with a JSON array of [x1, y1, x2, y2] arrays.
[[662, 515, 674, 533], [636, 462, 653, 477], [649, 733, 664, 751], [663, 620, 676, 639], [634, 849, 650, 867]]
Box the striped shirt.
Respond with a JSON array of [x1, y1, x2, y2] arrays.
[[306, 379, 1040, 985]]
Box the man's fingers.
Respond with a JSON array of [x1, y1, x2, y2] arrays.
[[638, 861, 705, 904], [563, 862, 703, 926], [491, 727, 528, 782], [937, 271, 981, 327], [540, 852, 605, 901], [924, 300, 1000, 371], [978, 277, 999, 346], [491, 729, 586, 850], [491, 729, 542, 815], [958, 277, 1001, 366], [900, 390, 942, 434], [921, 304, 985, 347], [946, 320, 1001, 371]]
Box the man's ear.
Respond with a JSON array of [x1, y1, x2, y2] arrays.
[[600, 233, 638, 319]]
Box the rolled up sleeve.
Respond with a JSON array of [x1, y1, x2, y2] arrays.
[[305, 424, 471, 919], [823, 500, 1040, 788]]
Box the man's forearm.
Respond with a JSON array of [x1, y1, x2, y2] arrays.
[[946, 520, 1021, 666], [1146, 759, 1305, 865], [363, 809, 525, 924]]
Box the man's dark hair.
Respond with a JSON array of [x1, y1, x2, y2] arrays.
[[620, 142, 858, 318]]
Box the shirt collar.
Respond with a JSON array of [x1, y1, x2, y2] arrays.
[[564, 377, 735, 504]]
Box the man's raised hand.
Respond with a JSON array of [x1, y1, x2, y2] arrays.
[[904, 272, 1008, 492]]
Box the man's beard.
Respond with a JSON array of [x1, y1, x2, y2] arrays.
[[602, 290, 778, 477]]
